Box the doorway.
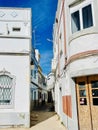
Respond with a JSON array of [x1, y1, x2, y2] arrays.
[[76, 76, 98, 130]]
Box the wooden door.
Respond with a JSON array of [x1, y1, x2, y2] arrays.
[[76, 76, 98, 130], [76, 77, 92, 130], [88, 76, 98, 130]]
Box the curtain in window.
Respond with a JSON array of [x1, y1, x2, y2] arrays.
[[71, 11, 80, 33], [82, 4, 93, 29]]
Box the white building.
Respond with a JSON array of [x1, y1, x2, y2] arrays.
[[47, 72, 55, 103], [31, 49, 39, 109], [38, 65, 47, 106], [53, 0, 98, 130], [0, 8, 31, 127], [35, 49, 40, 63], [31, 49, 47, 108]]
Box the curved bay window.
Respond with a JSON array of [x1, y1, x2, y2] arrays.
[[0, 69, 15, 108], [70, 2, 94, 34]]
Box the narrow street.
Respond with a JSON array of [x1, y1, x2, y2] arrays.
[[0, 0, 98, 130], [30, 114, 66, 130], [30, 103, 55, 126], [0, 103, 66, 130], [0, 115, 66, 130]]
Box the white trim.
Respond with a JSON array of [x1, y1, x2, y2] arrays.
[[79, 8, 83, 30], [70, 0, 94, 34], [70, 0, 93, 13]]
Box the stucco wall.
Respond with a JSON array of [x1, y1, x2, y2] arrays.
[[0, 8, 31, 127]]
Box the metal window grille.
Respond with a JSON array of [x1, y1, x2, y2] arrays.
[[0, 69, 15, 108], [0, 75, 12, 105]]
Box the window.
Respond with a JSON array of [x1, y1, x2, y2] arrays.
[[82, 4, 93, 29], [13, 27, 21, 31], [31, 70, 33, 76], [34, 70, 36, 79], [91, 81, 98, 105], [0, 75, 13, 105], [0, 69, 15, 108], [71, 11, 80, 33], [34, 91, 36, 100], [47, 77, 50, 80], [71, 4, 94, 34], [78, 82, 87, 105]]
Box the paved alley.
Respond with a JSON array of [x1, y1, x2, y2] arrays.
[[0, 114, 66, 130], [0, 103, 67, 130], [30, 102, 55, 126], [30, 114, 66, 130]]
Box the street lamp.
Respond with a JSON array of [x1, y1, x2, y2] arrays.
[[47, 38, 53, 43], [33, 27, 41, 48]]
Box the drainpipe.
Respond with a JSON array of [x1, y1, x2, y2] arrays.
[[62, 0, 67, 65]]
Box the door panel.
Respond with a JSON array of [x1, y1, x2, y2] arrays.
[[76, 77, 92, 130], [89, 76, 98, 130]]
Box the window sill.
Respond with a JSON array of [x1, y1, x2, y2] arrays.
[[69, 26, 97, 43]]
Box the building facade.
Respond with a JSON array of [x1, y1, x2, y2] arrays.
[[0, 8, 31, 127], [47, 72, 55, 103], [31, 49, 47, 109], [53, 0, 98, 130], [31, 48, 39, 109], [38, 65, 47, 106]]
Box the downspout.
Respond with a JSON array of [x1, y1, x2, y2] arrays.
[[62, 0, 67, 64]]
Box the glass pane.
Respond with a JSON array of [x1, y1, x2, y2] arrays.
[[82, 4, 93, 29], [79, 90, 86, 97], [34, 91, 36, 100], [91, 81, 98, 88], [71, 10, 80, 33], [0, 75, 12, 105], [93, 98, 98, 105], [92, 89, 98, 97], [80, 98, 87, 105], [78, 82, 85, 89]]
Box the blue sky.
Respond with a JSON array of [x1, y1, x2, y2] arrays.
[[0, 0, 58, 75]]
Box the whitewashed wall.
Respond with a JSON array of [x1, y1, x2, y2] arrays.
[[0, 8, 31, 127]]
